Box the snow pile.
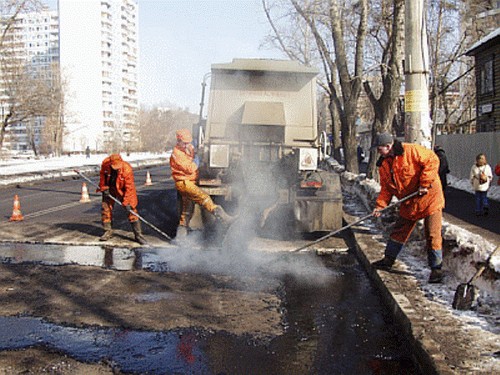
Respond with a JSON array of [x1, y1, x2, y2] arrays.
[[449, 174, 500, 200], [326, 157, 499, 333], [1, 153, 498, 331], [0, 152, 170, 186]]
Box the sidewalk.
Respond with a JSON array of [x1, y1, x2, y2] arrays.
[[443, 186, 500, 246]]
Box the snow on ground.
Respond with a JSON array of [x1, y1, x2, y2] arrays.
[[0, 152, 170, 186], [1, 153, 499, 335], [0, 152, 168, 176], [333, 159, 499, 338]]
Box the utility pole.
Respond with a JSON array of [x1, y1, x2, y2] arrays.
[[404, 0, 431, 148]]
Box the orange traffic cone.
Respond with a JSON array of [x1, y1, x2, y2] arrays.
[[145, 171, 153, 186], [9, 195, 24, 221], [79, 182, 91, 203]]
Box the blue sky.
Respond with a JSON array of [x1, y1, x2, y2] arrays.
[[139, 0, 284, 112], [47, 0, 284, 113]]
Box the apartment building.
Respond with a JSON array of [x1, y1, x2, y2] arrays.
[[0, 8, 59, 152], [59, 0, 139, 153]]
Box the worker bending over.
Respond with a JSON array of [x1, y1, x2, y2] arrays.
[[97, 153, 147, 245], [371, 132, 445, 283]]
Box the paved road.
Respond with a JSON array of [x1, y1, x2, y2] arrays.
[[0, 166, 179, 247], [443, 186, 499, 246]]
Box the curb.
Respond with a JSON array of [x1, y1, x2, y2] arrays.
[[344, 215, 499, 373], [344, 223, 452, 374]]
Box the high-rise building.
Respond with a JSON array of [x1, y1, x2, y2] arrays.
[[59, 0, 139, 153], [0, 8, 59, 152]]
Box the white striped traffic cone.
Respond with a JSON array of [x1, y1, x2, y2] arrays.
[[145, 171, 153, 186]]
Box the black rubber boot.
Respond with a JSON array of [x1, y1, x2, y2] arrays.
[[372, 256, 395, 270], [99, 222, 113, 241], [131, 221, 148, 245], [428, 268, 444, 283]]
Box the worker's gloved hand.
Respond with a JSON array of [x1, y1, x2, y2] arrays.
[[418, 186, 429, 195], [372, 208, 382, 218], [193, 155, 200, 167], [102, 189, 110, 198], [125, 205, 132, 213]]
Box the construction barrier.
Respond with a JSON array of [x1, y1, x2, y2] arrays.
[[79, 182, 91, 203], [9, 195, 24, 221]]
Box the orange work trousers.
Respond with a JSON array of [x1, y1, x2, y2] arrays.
[[389, 209, 443, 251], [175, 180, 217, 227], [101, 196, 139, 224]]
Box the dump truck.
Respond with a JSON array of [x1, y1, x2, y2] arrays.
[[194, 58, 342, 236]]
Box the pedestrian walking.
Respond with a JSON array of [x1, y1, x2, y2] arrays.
[[433, 145, 450, 193], [170, 129, 235, 237], [470, 153, 493, 216], [85, 146, 91, 159], [96, 153, 147, 245], [370, 132, 445, 283]]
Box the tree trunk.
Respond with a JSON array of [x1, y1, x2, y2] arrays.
[[328, 95, 342, 162], [364, 0, 404, 179], [0, 122, 6, 151]]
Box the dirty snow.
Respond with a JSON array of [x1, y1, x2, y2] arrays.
[[342, 168, 500, 273], [332, 159, 500, 339], [1, 153, 499, 336], [0, 152, 170, 186]]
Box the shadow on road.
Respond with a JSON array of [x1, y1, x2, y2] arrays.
[[443, 187, 499, 236]]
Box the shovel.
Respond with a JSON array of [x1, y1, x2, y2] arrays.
[[74, 169, 173, 242], [292, 190, 420, 252], [452, 246, 499, 310]]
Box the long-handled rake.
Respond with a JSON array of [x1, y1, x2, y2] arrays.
[[291, 190, 421, 253], [74, 169, 173, 242]]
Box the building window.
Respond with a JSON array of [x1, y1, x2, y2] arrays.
[[480, 57, 494, 95]]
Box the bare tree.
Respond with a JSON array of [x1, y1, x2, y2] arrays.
[[426, 0, 500, 137], [363, 0, 404, 178], [0, 0, 46, 153], [263, 0, 368, 173], [139, 105, 198, 152], [38, 63, 66, 156], [0, 0, 42, 44], [427, 0, 470, 139]]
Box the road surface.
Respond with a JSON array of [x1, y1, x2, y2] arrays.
[[0, 166, 178, 247]]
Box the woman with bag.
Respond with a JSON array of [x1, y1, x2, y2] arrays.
[[470, 153, 493, 216]]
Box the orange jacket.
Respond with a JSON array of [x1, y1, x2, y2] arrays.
[[376, 141, 444, 221], [97, 155, 138, 207], [170, 144, 199, 182]]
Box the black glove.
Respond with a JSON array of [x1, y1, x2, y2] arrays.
[[102, 189, 110, 198], [125, 205, 132, 213]]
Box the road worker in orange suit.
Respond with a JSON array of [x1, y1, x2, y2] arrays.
[[170, 128, 234, 237], [97, 153, 147, 245], [370, 132, 445, 283]]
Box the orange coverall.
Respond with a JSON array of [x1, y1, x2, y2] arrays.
[[376, 141, 445, 253], [170, 143, 217, 227], [97, 155, 139, 224]]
